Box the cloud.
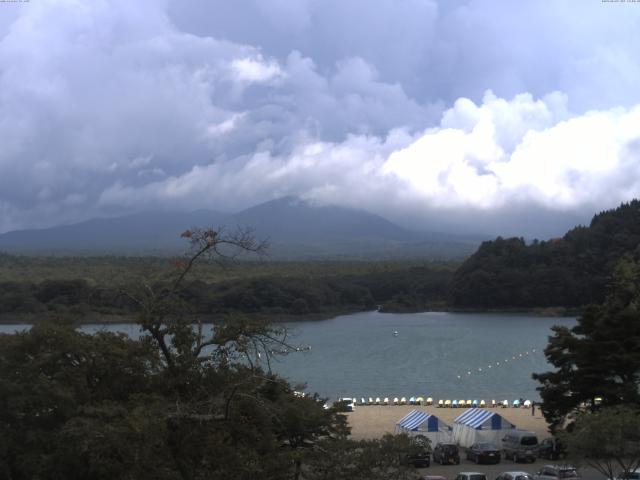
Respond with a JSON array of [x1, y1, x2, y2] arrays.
[[383, 93, 640, 215], [1, 0, 640, 238], [168, 0, 640, 111], [97, 91, 640, 236], [0, 0, 436, 232], [230, 57, 283, 83]]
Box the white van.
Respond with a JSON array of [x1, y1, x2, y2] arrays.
[[338, 397, 355, 411]]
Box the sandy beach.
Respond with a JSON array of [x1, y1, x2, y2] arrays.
[[347, 404, 551, 440]]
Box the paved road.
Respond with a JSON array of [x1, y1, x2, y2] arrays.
[[416, 456, 603, 480]]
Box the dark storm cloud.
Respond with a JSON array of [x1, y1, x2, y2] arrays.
[[167, 0, 640, 110], [0, 0, 639, 236]]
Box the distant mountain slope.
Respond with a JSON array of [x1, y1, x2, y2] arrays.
[[228, 196, 417, 242], [226, 197, 481, 259], [449, 200, 640, 309], [0, 210, 226, 254], [0, 197, 479, 259]]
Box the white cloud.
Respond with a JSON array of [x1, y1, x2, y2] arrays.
[[97, 91, 640, 237], [205, 113, 246, 137], [230, 57, 283, 83], [383, 94, 640, 215]]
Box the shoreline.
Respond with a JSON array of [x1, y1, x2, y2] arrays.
[[0, 305, 578, 326], [346, 404, 551, 440], [0, 307, 366, 325]]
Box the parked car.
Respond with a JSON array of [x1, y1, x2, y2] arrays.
[[402, 435, 431, 468], [534, 465, 580, 480], [403, 451, 430, 468], [337, 397, 355, 411], [455, 472, 487, 480], [467, 442, 501, 464], [433, 443, 461, 465], [496, 471, 534, 480], [537, 438, 565, 461], [502, 430, 539, 462]]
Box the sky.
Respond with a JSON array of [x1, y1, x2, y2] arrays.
[[0, 0, 639, 237]]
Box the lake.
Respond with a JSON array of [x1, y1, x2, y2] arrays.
[[0, 311, 575, 402]]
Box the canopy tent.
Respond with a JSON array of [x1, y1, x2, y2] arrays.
[[395, 410, 453, 444], [452, 409, 516, 447]]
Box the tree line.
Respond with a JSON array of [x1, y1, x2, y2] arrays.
[[533, 248, 640, 478], [449, 200, 640, 309], [0, 266, 454, 323]]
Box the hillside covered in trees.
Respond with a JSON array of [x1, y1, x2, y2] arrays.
[[2, 201, 640, 322], [0, 257, 454, 323], [449, 200, 640, 309]]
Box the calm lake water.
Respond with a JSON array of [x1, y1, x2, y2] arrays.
[[0, 311, 575, 402]]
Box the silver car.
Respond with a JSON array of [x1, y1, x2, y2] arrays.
[[496, 471, 534, 480], [534, 465, 580, 480], [455, 472, 487, 480]]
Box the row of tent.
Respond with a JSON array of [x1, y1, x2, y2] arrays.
[[355, 397, 532, 408], [394, 409, 516, 448], [440, 399, 532, 408]]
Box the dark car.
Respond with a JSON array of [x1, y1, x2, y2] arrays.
[[404, 451, 431, 468], [466, 442, 501, 464], [433, 443, 460, 465], [537, 438, 565, 461]]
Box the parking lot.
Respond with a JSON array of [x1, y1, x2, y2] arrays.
[[416, 457, 602, 480]]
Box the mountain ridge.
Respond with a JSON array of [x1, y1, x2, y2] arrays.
[[0, 197, 479, 259]]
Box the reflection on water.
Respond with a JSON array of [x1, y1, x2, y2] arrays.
[[0, 311, 574, 401]]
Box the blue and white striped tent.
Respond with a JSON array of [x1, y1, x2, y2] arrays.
[[395, 410, 452, 443], [452, 409, 516, 447]]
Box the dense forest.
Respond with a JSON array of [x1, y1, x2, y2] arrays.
[[1, 201, 640, 323], [449, 200, 640, 309], [0, 256, 454, 323]]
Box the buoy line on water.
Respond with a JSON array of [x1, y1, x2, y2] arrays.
[[456, 347, 539, 380], [333, 396, 535, 409]]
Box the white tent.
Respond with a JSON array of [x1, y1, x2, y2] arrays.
[[395, 410, 453, 444], [452, 409, 516, 448]]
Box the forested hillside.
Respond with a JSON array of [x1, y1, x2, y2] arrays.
[[449, 200, 640, 309], [2, 201, 640, 321], [0, 259, 454, 323]]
